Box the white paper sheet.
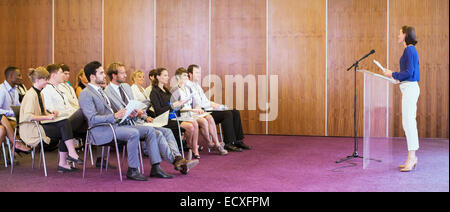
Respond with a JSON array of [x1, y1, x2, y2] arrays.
[[119, 100, 147, 124], [141, 110, 169, 128], [373, 60, 386, 73]]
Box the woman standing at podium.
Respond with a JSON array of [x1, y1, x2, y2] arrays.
[[383, 26, 420, 172]]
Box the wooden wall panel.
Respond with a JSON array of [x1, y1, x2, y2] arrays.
[[389, 0, 449, 138], [211, 0, 266, 134], [14, 0, 52, 87], [156, 0, 209, 77], [268, 0, 326, 135], [0, 0, 17, 83], [54, 0, 102, 86], [327, 0, 387, 137], [104, 0, 155, 86]]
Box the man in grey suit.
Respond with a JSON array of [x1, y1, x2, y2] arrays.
[[79, 61, 170, 181], [104, 62, 198, 175]]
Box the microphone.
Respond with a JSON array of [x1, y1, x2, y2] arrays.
[[347, 49, 375, 71], [359, 49, 375, 62]]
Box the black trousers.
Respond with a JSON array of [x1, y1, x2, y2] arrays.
[[211, 110, 244, 145], [42, 119, 74, 153], [41, 109, 88, 152], [68, 109, 88, 137]]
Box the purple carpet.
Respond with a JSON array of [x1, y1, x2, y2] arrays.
[[0, 135, 448, 192]]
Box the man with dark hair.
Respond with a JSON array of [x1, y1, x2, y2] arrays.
[[187, 64, 251, 152], [1, 66, 31, 154], [79, 61, 172, 180], [1, 66, 22, 118]]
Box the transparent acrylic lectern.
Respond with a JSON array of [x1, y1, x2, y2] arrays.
[[358, 70, 399, 169]]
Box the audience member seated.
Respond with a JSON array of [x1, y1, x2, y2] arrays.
[[79, 61, 174, 180], [130, 69, 156, 117], [150, 68, 202, 159], [144, 69, 157, 118], [42, 64, 87, 145], [58, 64, 80, 109], [104, 63, 198, 174], [187, 64, 251, 151], [171, 67, 227, 157], [20, 67, 82, 173], [130, 70, 149, 102], [0, 66, 31, 152], [75, 68, 88, 98], [144, 69, 156, 100]]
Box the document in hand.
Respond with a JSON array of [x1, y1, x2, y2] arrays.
[[142, 110, 169, 128], [373, 60, 386, 73], [119, 100, 148, 124]]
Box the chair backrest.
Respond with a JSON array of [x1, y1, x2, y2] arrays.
[[10, 106, 20, 122]]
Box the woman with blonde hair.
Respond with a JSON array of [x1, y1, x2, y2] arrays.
[[20, 66, 82, 173], [130, 70, 149, 102]]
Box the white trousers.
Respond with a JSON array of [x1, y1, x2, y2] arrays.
[[399, 81, 420, 151]]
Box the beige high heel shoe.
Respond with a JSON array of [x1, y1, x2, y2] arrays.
[[209, 144, 228, 155], [400, 157, 418, 172]]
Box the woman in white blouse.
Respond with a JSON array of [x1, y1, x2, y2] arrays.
[[42, 65, 87, 138], [130, 70, 148, 102], [171, 68, 227, 156], [131, 70, 155, 117]]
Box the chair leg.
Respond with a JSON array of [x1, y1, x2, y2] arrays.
[[114, 141, 123, 182], [176, 119, 184, 158], [40, 141, 47, 177], [89, 143, 94, 166], [31, 147, 35, 169], [121, 145, 126, 168], [82, 135, 89, 180], [219, 123, 224, 144], [100, 146, 105, 176], [138, 141, 144, 174], [6, 137, 12, 167], [105, 146, 110, 173], [2, 142, 6, 168], [10, 129, 17, 175], [38, 145, 42, 169]]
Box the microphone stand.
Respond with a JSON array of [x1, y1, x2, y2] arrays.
[[336, 60, 363, 163]]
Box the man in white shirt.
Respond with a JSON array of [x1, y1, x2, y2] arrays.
[[0, 66, 31, 154], [58, 64, 80, 109], [0, 67, 22, 121], [187, 64, 251, 151]]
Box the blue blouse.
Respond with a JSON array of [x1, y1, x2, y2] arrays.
[[392, 45, 420, 82]]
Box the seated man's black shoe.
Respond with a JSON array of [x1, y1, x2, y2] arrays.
[[224, 144, 242, 152], [234, 141, 251, 150], [126, 168, 148, 181], [150, 164, 173, 179], [95, 158, 117, 169]]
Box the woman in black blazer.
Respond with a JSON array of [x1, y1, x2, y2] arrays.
[[150, 68, 201, 159]]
